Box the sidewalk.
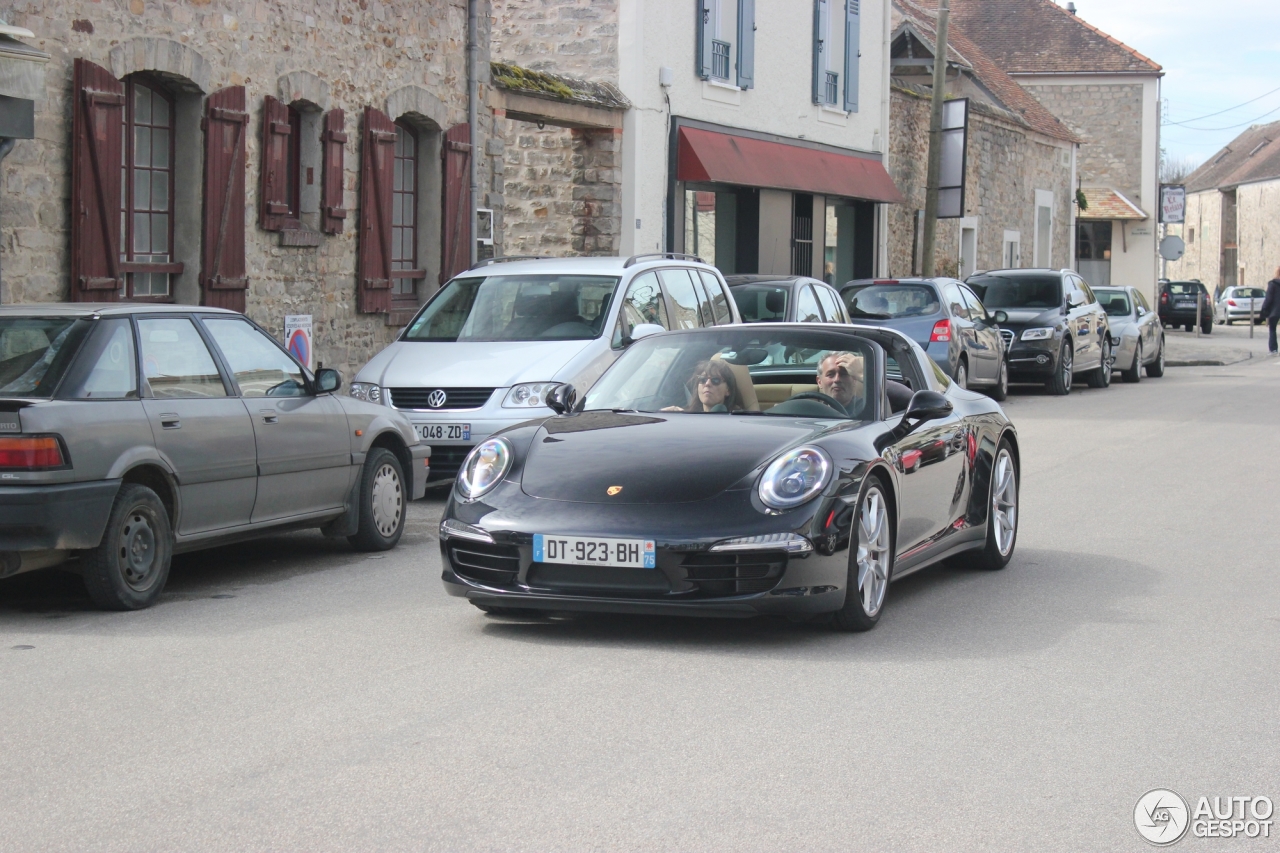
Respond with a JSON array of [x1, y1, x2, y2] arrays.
[[1162, 321, 1272, 366]]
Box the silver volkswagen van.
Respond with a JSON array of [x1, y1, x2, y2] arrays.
[[349, 255, 741, 480]]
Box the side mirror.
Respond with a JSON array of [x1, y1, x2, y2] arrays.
[[904, 389, 954, 422], [992, 309, 1009, 324], [1067, 291, 1086, 308], [314, 368, 342, 394], [627, 323, 665, 344], [546, 383, 577, 415]]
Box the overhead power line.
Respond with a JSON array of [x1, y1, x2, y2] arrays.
[[1164, 102, 1280, 133], [1164, 84, 1280, 128]]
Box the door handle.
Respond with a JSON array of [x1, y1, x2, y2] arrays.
[[259, 409, 279, 425], [159, 414, 180, 429]]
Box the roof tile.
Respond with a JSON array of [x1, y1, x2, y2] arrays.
[[1184, 121, 1280, 192]]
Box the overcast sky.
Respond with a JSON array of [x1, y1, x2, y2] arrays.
[[1052, 0, 1280, 169]]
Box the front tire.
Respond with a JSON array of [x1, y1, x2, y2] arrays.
[[1121, 341, 1142, 383], [833, 479, 894, 632], [81, 484, 173, 610], [988, 357, 1008, 401], [959, 441, 1019, 570], [1145, 336, 1166, 377], [1046, 340, 1072, 396], [1086, 338, 1112, 388], [348, 448, 406, 552]]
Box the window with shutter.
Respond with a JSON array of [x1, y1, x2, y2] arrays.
[[259, 95, 292, 231], [736, 0, 755, 89], [812, 0, 830, 105], [70, 59, 125, 301], [119, 76, 181, 301], [440, 122, 472, 285], [358, 106, 396, 314], [843, 0, 862, 112], [391, 121, 426, 307], [320, 109, 347, 234], [696, 0, 714, 80], [201, 86, 249, 312]]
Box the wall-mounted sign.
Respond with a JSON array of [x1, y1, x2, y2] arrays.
[[284, 314, 314, 371], [938, 98, 969, 219], [1160, 184, 1186, 224]]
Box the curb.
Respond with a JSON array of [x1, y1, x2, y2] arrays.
[[1166, 353, 1254, 367]]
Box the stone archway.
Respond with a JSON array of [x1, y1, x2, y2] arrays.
[[108, 37, 210, 93]]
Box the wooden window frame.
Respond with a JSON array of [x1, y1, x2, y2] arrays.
[[285, 104, 303, 221], [120, 75, 180, 303], [391, 120, 426, 309]]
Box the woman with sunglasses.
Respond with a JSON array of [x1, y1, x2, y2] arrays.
[[663, 359, 743, 413]]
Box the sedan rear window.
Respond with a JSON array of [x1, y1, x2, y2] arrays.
[[843, 284, 940, 319], [1097, 292, 1132, 316], [731, 284, 789, 321], [967, 274, 1062, 309], [0, 317, 90, 398], [1234, 287, 1265, 298], [1166, 282, 1203, 295], [403, 274, 619, 342]]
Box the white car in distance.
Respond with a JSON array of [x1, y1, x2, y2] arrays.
[[350, 255, 742, 482]]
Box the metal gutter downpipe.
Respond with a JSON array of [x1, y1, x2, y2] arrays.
[[921, 0, 950, 279], [0, 137, 15, 303], [467, 0, 479, 267]]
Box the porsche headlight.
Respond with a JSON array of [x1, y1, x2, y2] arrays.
[[758, 446, 832, 511], [502, 382, 561, 408], [1020, 327, 1054, 341], [349, 382, 386, 405], [456, 438, 512, 501]]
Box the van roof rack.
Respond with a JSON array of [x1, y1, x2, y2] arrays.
[[624, 252, 705, 268], [470, 255, 552, 269]]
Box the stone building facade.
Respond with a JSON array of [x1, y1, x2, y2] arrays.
[[1, 0, 498, 376]]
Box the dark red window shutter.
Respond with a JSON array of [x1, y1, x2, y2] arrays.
[[201, 86, 249, 312], [321, 109, 347, 235], [259, 95, 292, 232], [440, 122, 472, 284], [358, 106, 396, 314], [70, 59, 125, 301]]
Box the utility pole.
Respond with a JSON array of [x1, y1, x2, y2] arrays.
[[921, 0, 951, 279]]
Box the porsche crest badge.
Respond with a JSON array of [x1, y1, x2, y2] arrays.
[[607, 485, 623, 496]]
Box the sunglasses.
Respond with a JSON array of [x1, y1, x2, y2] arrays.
[[695, 374, 725, 386]]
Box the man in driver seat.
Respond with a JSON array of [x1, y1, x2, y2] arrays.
[[815, 351, 865, 415]]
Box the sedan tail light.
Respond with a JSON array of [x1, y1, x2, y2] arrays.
[[0, 436, 66, 469], [929, 319, 952, 342], [1227, 299, 1238, 307]]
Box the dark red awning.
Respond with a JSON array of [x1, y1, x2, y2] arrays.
[[677, 127, 904, 204]]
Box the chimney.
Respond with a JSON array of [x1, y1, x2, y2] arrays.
[[1066, 2, 1077, 13]]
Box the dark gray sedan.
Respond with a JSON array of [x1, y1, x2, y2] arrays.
[[726, 275, 850, 324], [0, 304, 429, 610]]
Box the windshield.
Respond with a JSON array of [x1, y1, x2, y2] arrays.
[[0, 317, 90, 398], [731, 284, 789, 321], [402, 274, 619, 342], [583, 328, 880, 420], [1096, 291, 1132, 316], [843, 284, 941, 319], [967, 274, 1062, 309]]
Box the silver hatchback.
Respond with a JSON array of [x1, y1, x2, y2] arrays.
[[0, 304, 429, 610], [350, 255, 742, 481]]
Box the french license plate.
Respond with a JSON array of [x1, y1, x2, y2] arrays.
[[1176, 301, 1194, 309], [416, 423, 470, 441], [533, 534, 657, 569]]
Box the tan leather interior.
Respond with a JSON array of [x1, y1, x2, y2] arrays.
[[754, 383, 818, 411], [710, 355, 760, 411]]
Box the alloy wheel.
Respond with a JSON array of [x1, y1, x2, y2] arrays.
[[991, 449, 1018, 557], [1061, 346, 1072, 390], [371, 463, 404, 538], [955, 361, 968, 390], [856, 487, 891, 616], [117, 509, 159, 592]]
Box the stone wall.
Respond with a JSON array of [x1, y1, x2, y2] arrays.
[[491, 0, 618, 82], [1168, 183, 1280, 292], [1, 0, 492, 377], [1022, 82, 1144, 203], [888, 87, 1073, 277]]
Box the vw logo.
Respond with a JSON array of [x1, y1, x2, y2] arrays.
[[426, 389, 448, 409]]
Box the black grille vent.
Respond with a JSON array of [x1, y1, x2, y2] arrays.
[[682, 552, 786, 596], [427, 445, 473, 480], [389, 387, 495, 410], [448, 541, 520, 587], [999, 329, 1014, 349]]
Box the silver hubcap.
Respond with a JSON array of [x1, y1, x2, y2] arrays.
[[118, 509, 158, 591], [992, 450, 1018, 556], [856, 487, 891, 616], [370, 463, 403, 538], [956, 363, 967, 389]]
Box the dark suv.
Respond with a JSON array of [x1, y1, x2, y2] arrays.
[[1158, 280, 1213, 334], [965, 269, 1112, 396]]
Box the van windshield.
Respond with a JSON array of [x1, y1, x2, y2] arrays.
[[0, 317, 90, 397], [967, 274, 1063, 309], [402, 274, 620, 342]]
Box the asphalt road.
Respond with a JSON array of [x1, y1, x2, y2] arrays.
[[3, 358, 1278, 851]]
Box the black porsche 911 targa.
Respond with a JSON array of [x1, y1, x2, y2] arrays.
[[439, 324, 1020, 630]]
